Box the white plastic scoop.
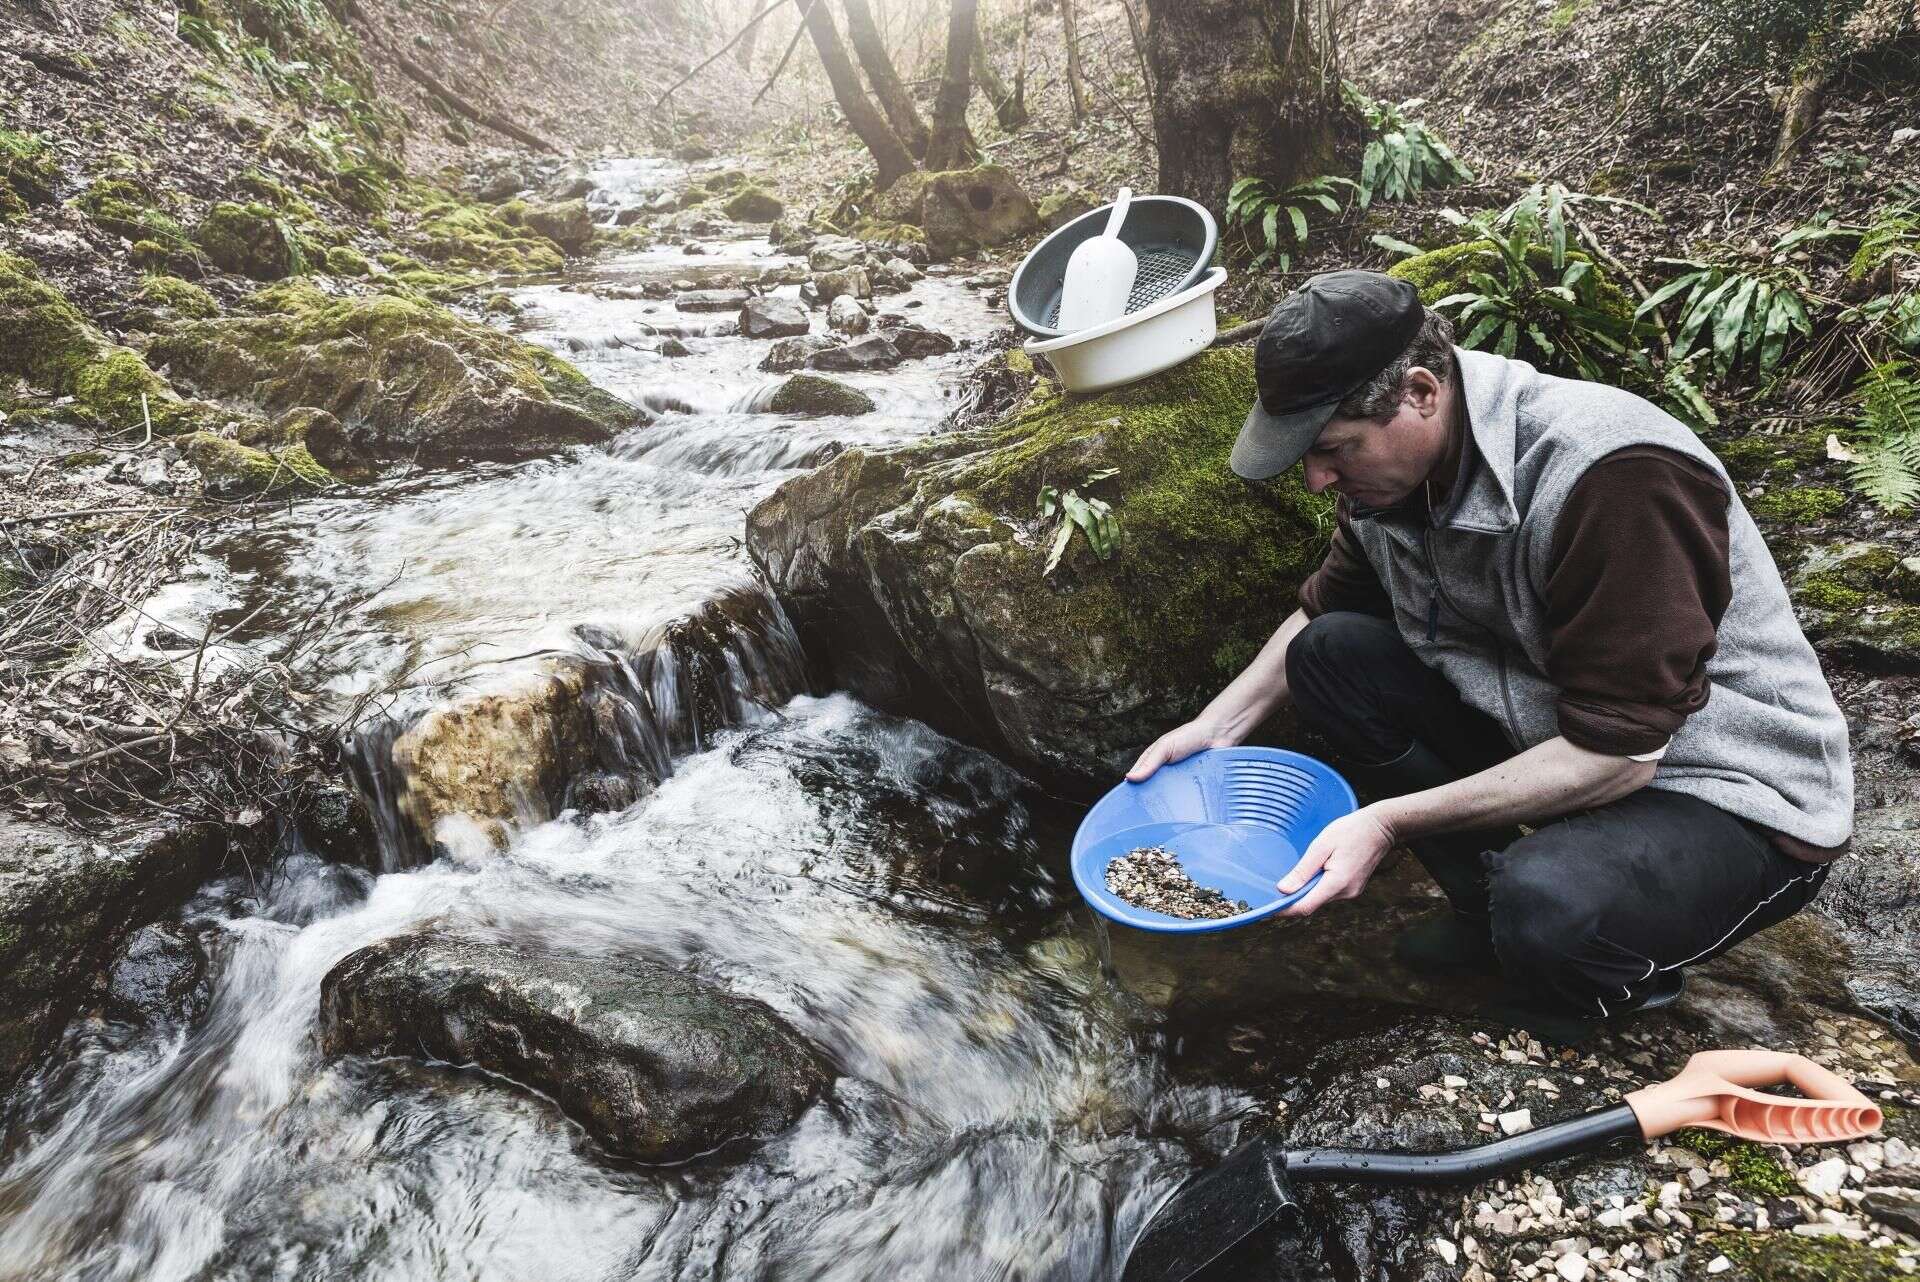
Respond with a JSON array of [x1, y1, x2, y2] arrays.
[[1056, 187, 1138, 333]]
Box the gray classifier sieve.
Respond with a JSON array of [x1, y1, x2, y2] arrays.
[[1008, 195, 1218, 338]]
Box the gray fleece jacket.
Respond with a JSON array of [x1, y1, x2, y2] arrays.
[[1346, 348, 1854, 848]]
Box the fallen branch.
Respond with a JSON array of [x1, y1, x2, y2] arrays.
[[391, 51, 558, 153], [656, 0, 787, 108], [754, 0, 820, 107], [1213, 318, 1265, 347]]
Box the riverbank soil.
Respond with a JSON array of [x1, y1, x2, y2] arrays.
[[3, 0, 1920, 1278]]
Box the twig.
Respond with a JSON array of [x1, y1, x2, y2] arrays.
[[656, 0, 787, 108], [0, 506, 178, 528], [754, 0, 819, 107]]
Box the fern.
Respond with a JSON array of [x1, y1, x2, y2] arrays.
[[1344, 83, 1474, 208], [1846, 361, 1920, 513], [1225, 176, 1358, 273]]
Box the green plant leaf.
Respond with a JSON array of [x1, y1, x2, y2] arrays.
[[1371, 234, 1424, 256], [1288, 204, 1308, 244]]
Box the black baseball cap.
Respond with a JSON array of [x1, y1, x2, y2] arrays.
[[1229, 270, 1425, 480]]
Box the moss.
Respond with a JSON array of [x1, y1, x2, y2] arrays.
[[1714, 429, 1829, 483], [184, 432, 334, 496], [1673, 1131, 1798, 1197], [1546, 0, 1585, 31], [135, 273, 220, 319], [848, 218, 926, 246], [1750, 486, 1847, 523], [769, 374, 876, 416], [59, 450, 110, 469], [72, 179, 192, 252], [1715, 1229, 1910, 1281], [1388, 239, 1635, 324], [1796, 571, 1869, 611], [0, 128, 58, 217], [0, 251, 106, 391], [409, 197, 566, 274], [195, 201, 301, 279], [324, 244, 371, 276], [952, 346, 1332, 684], [723, 186, 784, 223]]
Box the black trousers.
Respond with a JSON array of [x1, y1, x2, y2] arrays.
[[1285, 611, 1829, 1016]]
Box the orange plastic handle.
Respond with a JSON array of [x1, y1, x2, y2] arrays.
[[1625, 1049, 1882, 1144]]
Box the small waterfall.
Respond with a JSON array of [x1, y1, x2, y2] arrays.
[[344, 583, 813, 872]]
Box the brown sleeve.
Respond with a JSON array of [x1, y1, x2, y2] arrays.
[[1298, 501, 1393, 619], [1543, 447, 1732, 756]]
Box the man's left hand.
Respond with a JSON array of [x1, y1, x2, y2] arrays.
[[1275, 806, 1397, 918]]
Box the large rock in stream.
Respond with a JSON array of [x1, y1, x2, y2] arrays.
[[0, 819, 228, 1090], [148, 281, 646, 465], [319, 931, 831, 1162], [745, 346, 1330, 785]]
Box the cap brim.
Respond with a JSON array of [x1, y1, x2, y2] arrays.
[[1229, 397, 1338, 480]]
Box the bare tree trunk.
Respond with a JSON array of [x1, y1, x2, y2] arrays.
[[1769, 62, 1830, 172], [1140, 0, 1352, 213], [972, 10, 1029, 132], [843, 0, 931, 159], [735, 0, 763, 68], [1013, 0, 1031, 121], [1060, 0, 1088, 126], [925, 0, 981, 169], [796, 0, 918, 189]]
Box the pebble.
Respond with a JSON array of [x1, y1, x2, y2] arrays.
[[1706, 1257, 1731, 1275], [1801, 1156, 1850, 1199], [1434, 1238, 1459, 1266], [1555, 1254, 1588, 1281], [1499, 1108, 1534, 1136], [1103, 847, 1248, 919]]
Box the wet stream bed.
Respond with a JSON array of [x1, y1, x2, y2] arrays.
[[0, 180, 1279, 1280]]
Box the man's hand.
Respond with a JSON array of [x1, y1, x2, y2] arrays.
[[1126, 719, 1235, 781], [1275, 806, 1397, 918]]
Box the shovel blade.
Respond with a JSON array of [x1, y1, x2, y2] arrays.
[[1121, 1136, 1299, 1282]]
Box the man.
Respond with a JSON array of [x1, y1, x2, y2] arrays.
[[1128, 269, 1853, 1030]]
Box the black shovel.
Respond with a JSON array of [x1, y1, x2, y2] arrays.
[[1121, 1049, 1883, 1282]]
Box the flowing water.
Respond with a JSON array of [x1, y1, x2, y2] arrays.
[[0, 164, 1265, 1279]]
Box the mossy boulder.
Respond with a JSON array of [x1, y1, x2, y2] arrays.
[[0, 129, 59, 218], [723, 186, 784, 223], [1791, 541, 1920, 671], [502, 197, 594, 254], [135, 273, 219, 319], [194, 201, 299, 280], [767, 373, 875, 416], [411, 197, 566, 274], [745, 346, 1332, 783], [1037, 187, 1096, 230], [1388, 239, 1635, 323], [323, 244, 371, 276], [0, 252, 214, 434], [875, 165, 1039, 262], [184, 432, 335, 497], [73, 178, 175, 243], [148, 281, 646, 464]]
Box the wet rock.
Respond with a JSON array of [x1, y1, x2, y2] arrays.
[[514, 198, 594, 255], [185, 432, 333, 498], [386, 662, 597, 850], [544, 172, 595, 202], [807, 236, 867, 273], [319, 931, 830, 1163], [676, 288, 754, 313], [746, 347, 1326, 784], [104, 922, 210, 1025], [656, 336, 693, 358], [874, 257, 923, 292], [150, 282, 645, 465], [768, 373, 876, 417], [808, 335, 902, 373], [888, 324, 958, 360], [814, 267, 873, 304], [739, 296, 811, 339], [0, 819, 227, 1090], [672, 139, 714, 161], [295, 782, 378, 866], [826, 295, 870, 336], [564, 770, 646, 817], [613, 206, 646, 227], [761, 334, 836, 372]]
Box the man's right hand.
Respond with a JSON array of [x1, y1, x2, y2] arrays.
[[1126, 719, 1237, 782]]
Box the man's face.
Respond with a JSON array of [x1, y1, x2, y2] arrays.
[[1298, 368, 1450, 509]]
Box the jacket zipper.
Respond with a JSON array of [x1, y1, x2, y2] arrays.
[[1422, 526, 1524, 744]]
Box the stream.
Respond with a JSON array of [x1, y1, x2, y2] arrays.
[[0, 160, 1258, 1280]]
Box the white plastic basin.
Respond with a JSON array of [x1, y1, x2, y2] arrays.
[[1023, 266, 1225, 394]]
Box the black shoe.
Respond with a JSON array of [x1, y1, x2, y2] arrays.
[[1392, 910, 1502, 975], [1476, 972, 1687, 1047]]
